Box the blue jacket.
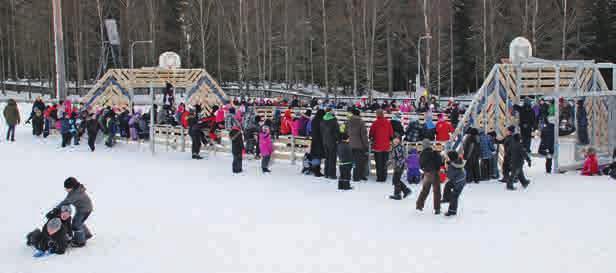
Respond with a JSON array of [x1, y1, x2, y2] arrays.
[[60, 118, 71, 134], [447, 159, 466, 189], [479, 132, 495, 159]]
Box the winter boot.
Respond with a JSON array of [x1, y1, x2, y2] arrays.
[[192, 154, 203, 160], [445, 211, 457, 217], [402, 189, 411, 199], [313, 166, 323, 177], [389, 194, 402, 200], [262, 168, 271, 173]]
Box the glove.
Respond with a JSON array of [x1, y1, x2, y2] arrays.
[[527, 160, 532, 167], [45, 207, 60, 219], [26, 120, 31, 125]]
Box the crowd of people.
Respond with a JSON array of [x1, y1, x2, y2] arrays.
[[4, 90, 615, 225]]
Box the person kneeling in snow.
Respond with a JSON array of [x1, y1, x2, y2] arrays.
[[581, 147, 599, 176], [57, 177, 94, 247], [26, 205, 73, 256]]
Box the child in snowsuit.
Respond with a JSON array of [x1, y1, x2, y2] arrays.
[[337, 134, 353, 190], [301, 152, 313, 175], [581, 147, 599, 176], [58, 177, 93, 247], [60, 113, 72, 148], [505, 134, 532, 190], [27, 205, 73, 256], [32, 108, 44, 137], [463, 128, 481, 183], [406, 148, 421, 184], [70, 112, 80, 145], [442, 151, 466, 216], [539, 117, 556, 173], [390, 136, 411, 200], [105, 112, 118, 148], [230, 126, 244, 173], [479, 130, 496, 180], [259, 126, 273, 173]]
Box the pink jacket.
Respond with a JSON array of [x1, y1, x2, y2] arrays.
[[291, 119, 301, 136], [399, 103, 412, 113], [215, 109, 225, 123], [63, 100, 73, 115], [259, 132, 274, 156]]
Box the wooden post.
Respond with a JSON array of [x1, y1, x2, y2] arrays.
[[553, 65, 560, 173], [181, 127, 186, 153], [150, 86, 155, 156], [290, 134, 296, 165]]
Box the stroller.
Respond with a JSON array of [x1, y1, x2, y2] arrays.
[[301, 153, 313, 175]]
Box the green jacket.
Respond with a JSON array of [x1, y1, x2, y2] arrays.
[[3, 99, 20, 126]]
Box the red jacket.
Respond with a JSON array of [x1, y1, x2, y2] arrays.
[[180, 111, 191, 128], [435, 120, 454, 141], [581, 154, 599, 176], [369, 117, 394, 152]]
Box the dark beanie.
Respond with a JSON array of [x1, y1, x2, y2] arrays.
[[64, 177, 80, 189]]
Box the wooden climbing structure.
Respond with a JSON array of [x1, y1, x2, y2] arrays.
[[82, 68, 228, 112], [449, 58, 616, 169]]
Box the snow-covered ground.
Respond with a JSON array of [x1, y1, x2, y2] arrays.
[[1, 104, 616, 273]]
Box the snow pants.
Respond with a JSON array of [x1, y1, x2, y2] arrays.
[[416, 172, 441, 213], [392, 167, 410, 196], [443, 181, 464, 214], [232, 152, 243, 173], [72, 211, 92, 245], [323, 148, 337, 178], [6, 125, 15, 141]]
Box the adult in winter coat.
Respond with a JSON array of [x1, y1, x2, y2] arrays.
[[310, 109, 326, 177], [442, 151, 466, 216], [259, 126, 274, 173], [404, 116, 423, 143], [370, 110, 394, 182], [58, 177, 93, 247], [463, 128, 481, 183], [346, 108, 369, 181], [416, 139, 443, 214], [518, 99, 537, 151], [26, 97, 46, 125], [225, 108, 241, 130], [576, 100, 589, 145], [3, 98, 20, 142], [435, 114, 454, 142], [538, 117, 555, 173], [320, 109, 341, 179], [390, 113, 405, 138], [188, 113, 207, 160], [505, 134, 531, 190]]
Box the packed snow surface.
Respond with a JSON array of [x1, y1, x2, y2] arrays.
[[1, 104, 615, 273]]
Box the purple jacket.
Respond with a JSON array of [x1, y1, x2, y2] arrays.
[[406, 150, 421, 177], [259, 132, 274, 156]]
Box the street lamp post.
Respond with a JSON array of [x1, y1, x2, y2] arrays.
[[416, 34, 432, 97], [130, 40, 154, 70], [129, 40, 153, 107]]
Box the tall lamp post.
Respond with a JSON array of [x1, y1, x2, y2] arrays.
[[416, 34, 432, 97], [52, 0, 67, 100], [129, 40, 153, 106]]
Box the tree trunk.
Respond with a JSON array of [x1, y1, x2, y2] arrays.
[[322, 0, 329, 97], [347, 0, 358, 97], [386, 20, 393, 96], [449, 0, 454, 97], [370, 0, 377, 95], [423, 0, 430, 93], [482, 0, 487, 78], [437, 0, 441, 97], [532, 0, 538, 54], [562, 0, 567, 60]]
